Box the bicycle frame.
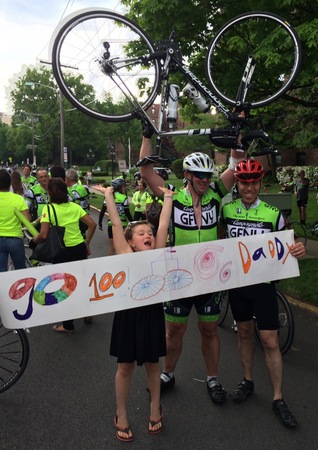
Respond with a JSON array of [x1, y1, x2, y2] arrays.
[[104, 33, 256, 146]]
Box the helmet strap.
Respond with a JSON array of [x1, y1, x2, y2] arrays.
[[187, 174, 202, 205]]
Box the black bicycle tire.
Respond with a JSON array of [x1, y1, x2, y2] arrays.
[[0, 319, 30, 393], [216, 291, 229, 326], [205, 11, 302, 108], [52, 8, 160, 122], [254, 288, 295, 355], [290, 221, 308, 248]]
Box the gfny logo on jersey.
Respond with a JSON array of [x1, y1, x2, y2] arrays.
[[174, 205, 217, 227], [228, 220, 272, 237]]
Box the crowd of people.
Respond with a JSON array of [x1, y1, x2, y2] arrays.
[[0, 135, 307, 442]]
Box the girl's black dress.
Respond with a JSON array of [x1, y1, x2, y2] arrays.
[[110, 303, 166, 366]]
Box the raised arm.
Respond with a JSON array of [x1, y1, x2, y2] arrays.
[[155, 186, 175, 249], [220, 148, 247, 192], [94, 185, 131, 254], [139, 137, 165, 197]]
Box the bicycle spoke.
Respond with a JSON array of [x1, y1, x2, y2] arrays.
[[206, 12, 301, 108], [0, 320, 29, 392], [52, 9, 160, 121]]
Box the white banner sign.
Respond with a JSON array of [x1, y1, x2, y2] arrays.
[[0, 230, 299, 329]]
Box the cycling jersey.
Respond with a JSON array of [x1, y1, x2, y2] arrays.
[[222, 198, 286, 330], [21, 175, 37, 189], [107, 192, 132, 227], [68, 183, 90, 213], [26, 184, 49, 219], [220, 198, 285, 237], [169, 179, 227, 246]]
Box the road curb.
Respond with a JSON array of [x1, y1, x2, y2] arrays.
[[286, 295, 318, 316]]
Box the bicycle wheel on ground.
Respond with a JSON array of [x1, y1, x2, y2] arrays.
[[52, 8, 160, 122], [290, 221, 307, 247], [215, 290, 229, 326], [0, 318, 30, 392], [205, 12, 302, 108], [254, 289, 295, 355]]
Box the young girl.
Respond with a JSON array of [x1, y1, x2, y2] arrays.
[[95, 184, 174, 442]]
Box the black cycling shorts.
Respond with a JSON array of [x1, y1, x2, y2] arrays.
[[164, 293, 220, 324], [228, 283, 279, 330], [296, 199, 307, 208]]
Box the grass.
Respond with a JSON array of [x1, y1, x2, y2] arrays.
[[279, 258, 318, 306], [89, 176, 318, 308]]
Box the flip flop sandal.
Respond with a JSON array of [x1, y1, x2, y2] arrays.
[[148, 405, 163, 435], [114, 416, 133, 442]]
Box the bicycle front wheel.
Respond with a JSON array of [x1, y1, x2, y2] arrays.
[[254, 289, 295, 355], [290, 221, 307, 247], [0, 318, 30, 393], [52, 8, 160, 122], [205, 12, 302, 108]]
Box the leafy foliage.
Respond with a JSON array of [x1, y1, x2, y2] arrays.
[[8, 67, 144, 167], [121, 0, 318, 151]]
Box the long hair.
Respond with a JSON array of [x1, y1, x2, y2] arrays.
[[11, 171, 24, 195]]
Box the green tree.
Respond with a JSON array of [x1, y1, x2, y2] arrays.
[[9, 67, 147, 167], [0, 122, 9, 163], [122, 0, 318, 151]]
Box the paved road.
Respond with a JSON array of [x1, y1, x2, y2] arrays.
[[1, 209, 318, 449]]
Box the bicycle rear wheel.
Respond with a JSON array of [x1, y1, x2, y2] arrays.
[[254, 289, 295, 355], [205, 12, 302, 108], [52, 8, 160, 122], [0, 318, 30, 393], [290, 221, 307, 247]]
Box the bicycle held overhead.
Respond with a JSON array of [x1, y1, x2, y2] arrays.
[[51, 9, 302, 155]]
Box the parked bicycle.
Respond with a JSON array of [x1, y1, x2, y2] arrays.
[[288, 221, 318, 248], [52, 9, 301, 155], [4, 227, 38, 391], [215, 288, 295, 355], [0, 318, 30, 393]]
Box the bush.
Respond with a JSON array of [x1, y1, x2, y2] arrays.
[[171, 159, 184, 179], [276, 166, 318, 185]]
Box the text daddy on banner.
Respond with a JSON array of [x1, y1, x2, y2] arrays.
[[0, 230, 299, 329]]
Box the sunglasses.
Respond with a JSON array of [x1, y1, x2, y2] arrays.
[[191, 172, 213, 180]]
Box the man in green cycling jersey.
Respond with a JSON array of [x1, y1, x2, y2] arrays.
[[219, 159, 305, 428], [25, 168, 50, 222], [21, 164, 37, 189], [139, 130, 247, 405]]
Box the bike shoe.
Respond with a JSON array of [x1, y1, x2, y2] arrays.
[[273, 399, 297, 428], [230, 379, 254, 403], [160, 373, 175, 392], [207, 382, 226, 404]]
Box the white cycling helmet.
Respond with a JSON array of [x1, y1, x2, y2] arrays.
[[183, 152, 214, 173]]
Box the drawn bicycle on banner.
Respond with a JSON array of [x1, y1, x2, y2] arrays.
[[51, 9, 301, 157]]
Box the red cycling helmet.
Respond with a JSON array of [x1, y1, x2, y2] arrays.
[[234, 159, 265, 182]]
